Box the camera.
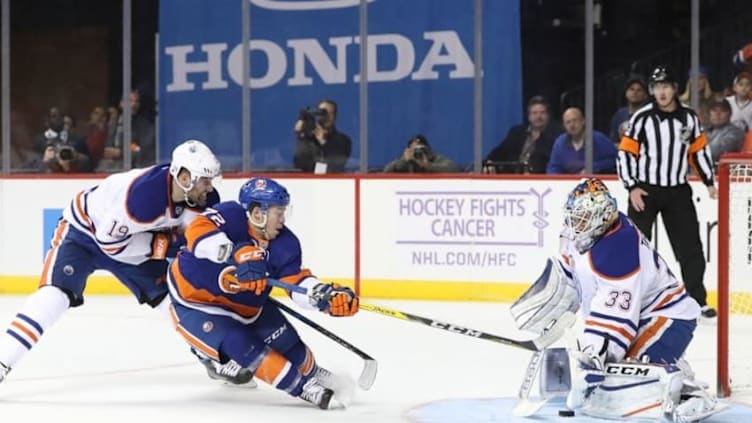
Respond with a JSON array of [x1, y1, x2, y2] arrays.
[[44, 129, 76, 161], [298, 106, 329, 137], [413, 144, 430, 161]]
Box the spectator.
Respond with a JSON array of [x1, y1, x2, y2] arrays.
[[33, 106, 91, 173], [85, 106, 108, 169], [609, 74, 648, 143], [383, 135, 460, 173], [706, 97, 745, 163], [483, 95, 560, 174], [679, 66, 714, 124], [726, 72, 752, 131], [546, 107, 617, 174], [97, 90, 156, 171], [293, 99, 352, 174]]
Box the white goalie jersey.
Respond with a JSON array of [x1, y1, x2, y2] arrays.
[[561, 212, 701, 361], [61, 164, 219, 265]]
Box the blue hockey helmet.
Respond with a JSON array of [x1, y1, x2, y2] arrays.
[[238, 177, 290, 212]]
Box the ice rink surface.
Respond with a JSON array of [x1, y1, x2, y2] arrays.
[[0, 295, 749, 423]]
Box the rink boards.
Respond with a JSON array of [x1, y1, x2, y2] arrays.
[[0, 175, 726, 305]]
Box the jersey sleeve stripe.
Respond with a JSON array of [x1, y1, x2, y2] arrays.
[[589, 311, 638, 331], [648, 286, 687, 312], [584, 328, 629, 353], [626, 316, 670, 359], [585, 319, 635, 343], [652, 292, 689, 313], [185, 216, 220, 252]]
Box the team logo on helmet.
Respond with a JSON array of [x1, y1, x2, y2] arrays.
[[254, 179, 267, 190]]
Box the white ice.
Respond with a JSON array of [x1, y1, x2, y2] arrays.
[[0, 296, 744, 422]]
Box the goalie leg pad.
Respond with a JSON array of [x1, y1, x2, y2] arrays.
[[580, 362, 684, 421], [511, 257, 581, 334]]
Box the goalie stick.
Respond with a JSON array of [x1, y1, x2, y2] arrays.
[[268, 297, 377, 390], [512, 350, 549, 417], [268, 278, 574, 352]]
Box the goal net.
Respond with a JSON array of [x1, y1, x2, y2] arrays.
[[718, 153, 752, 398]]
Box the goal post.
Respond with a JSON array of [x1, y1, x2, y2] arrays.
[[717, 152, 752, 398]]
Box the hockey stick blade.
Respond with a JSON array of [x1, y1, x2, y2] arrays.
[[266, 278, 567, 352], [269, 297, 378, 390], [512, 397, 550, 417]]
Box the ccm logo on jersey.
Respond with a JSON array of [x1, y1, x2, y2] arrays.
[[429, 321, 482, 337], [606, 364, 650, 376]]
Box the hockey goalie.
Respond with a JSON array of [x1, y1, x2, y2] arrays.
[[510, 178, 725, 422]]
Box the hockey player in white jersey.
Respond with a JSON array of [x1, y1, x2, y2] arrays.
[[511, 178, 724, 421], [0, 139, 252, 387]]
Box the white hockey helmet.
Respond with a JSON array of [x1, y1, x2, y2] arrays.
[[169, 139, 221, 190]]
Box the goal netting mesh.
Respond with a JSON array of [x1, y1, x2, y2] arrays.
[[718, 155, 752, 397]]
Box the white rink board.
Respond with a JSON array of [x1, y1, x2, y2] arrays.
[[0, 176, 719, 292], [360, 178, 720, 287]]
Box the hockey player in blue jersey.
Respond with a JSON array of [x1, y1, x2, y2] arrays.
[[0, 140, 253, 387], [511, 178, 724, 421], [166, 177, 359, 409]]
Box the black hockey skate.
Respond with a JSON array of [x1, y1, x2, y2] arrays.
[[192, 349, 256, 387], [299, 378, 334, 409]]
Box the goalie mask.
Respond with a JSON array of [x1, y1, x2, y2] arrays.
[[562, 178, 618, 254]]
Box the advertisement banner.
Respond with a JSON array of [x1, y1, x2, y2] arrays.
[[360, 178, 722, 291], [158, 0, 522, 170]]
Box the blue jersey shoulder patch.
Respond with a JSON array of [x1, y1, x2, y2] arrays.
[[589, 215, 639, 279], [126, 165, 170, 223]]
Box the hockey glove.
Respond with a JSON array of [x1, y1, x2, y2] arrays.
[[309, 283, 359, 316], [566, 343, 606, 410], [150, 230, 185, 260], [230, 243, 268, 295]]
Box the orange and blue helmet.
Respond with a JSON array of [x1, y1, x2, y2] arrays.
[[563, 178, 618, 253]]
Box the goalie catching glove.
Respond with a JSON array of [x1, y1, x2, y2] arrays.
[[226, 243, 268, 295], [309, 282, 359, 317]]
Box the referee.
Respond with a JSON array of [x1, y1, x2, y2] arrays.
[[617, 65, 718, 318]]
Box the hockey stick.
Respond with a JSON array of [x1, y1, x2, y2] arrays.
[[512, 350, 550, 417], [268, 297, 377, 390], [268, 278, 574, 352]]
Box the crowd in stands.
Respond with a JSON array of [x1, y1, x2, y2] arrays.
[[6, 89, 155, 174], [4, 58, 752, 175]]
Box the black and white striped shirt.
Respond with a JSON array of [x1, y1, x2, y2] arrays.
[[617, 101, 715, 188]]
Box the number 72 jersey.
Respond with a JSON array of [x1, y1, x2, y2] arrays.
[[562, 212, 701, 361]]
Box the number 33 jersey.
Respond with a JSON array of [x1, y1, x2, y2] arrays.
[[561, 212, 701, 360]]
